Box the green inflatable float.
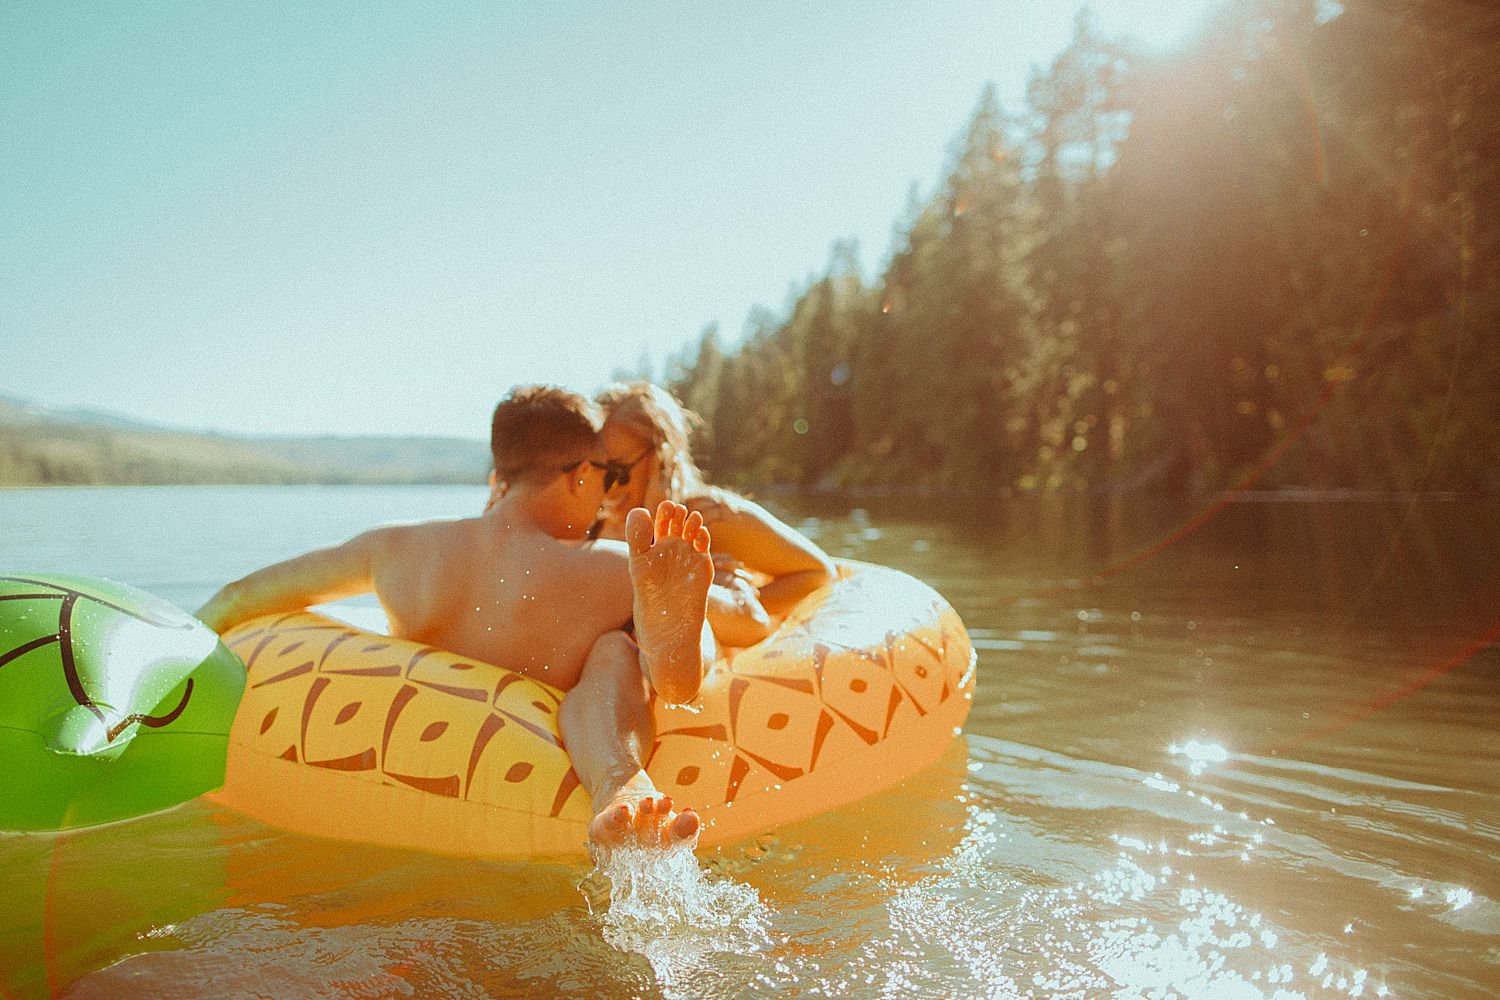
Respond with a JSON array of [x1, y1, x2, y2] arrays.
[[0, 574, 245, 832]]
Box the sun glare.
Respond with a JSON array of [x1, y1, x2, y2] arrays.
[[1087, 0, 1226, 53]]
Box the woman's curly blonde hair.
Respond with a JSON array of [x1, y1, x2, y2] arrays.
[[597, 381, 730, 510]]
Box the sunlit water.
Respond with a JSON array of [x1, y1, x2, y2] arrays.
[[1, 486, 1496, 998]]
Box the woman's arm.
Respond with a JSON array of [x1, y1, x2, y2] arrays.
[[195, 531, 380, 634], [696, 497, 836, 617], [706, 572, 773, 647]]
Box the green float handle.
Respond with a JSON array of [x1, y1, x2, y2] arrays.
[[0, 573, 246, 832]]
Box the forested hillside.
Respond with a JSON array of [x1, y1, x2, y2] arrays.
[[0, 397, 489, 486], [664, 0, 1498, 495]]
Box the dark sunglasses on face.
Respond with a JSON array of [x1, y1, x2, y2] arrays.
[[559, 459, 609, 482], [601, 446, 653, 491]]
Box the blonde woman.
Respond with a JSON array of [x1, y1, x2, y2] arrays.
[[595, 381, 835, 647]]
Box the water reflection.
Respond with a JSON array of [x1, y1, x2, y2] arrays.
[[4, 489, 1497, 997], [1171, 740, 1231, 776]]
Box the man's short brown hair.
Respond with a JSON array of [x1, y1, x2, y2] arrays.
[[490, 385, 603, 486]]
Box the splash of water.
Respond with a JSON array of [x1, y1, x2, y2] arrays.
[[580, 841, 771, 990]]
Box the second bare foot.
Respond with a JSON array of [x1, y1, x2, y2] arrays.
[[625, 500, 712, 704]]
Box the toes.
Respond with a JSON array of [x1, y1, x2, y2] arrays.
[[632, 798, 655, 835], [625, 507, 654, 554], [654, 500, 689, 540], [593, 795, 700, 852], [684, 509, 703, 537], [597, 803, 633, 840], [692, 524, 711, 553], [670, 808, 700, 843]]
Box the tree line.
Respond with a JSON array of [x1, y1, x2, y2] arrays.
[[662, 0, 1498, 495]]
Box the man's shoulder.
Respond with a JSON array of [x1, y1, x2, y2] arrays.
[[361, 516, 480, 560], [519, 537, 625, 606], [552, 536, 629, 577]]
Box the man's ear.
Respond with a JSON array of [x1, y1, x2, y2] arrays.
[[486, 470, 508, 512]]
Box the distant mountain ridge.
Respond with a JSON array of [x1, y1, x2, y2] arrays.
[[0, 394, 491, 486]]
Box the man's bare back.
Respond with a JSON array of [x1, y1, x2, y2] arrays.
[[363, 512, 634, 690]]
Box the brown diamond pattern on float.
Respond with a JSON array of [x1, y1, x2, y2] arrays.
[[404, 648, 492, 702], [464, 708, 585, 817], [886, 627, 948, 716], [726, 674, 824, 778], [813, 642, 896, 745], [298, 675, 382, 772], [250, 697, 303, 762], [650, 723, 737, 801], [379, 682, 479, 797]]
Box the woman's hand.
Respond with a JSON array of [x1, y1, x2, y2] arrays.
[[711, 552, 749, 587]]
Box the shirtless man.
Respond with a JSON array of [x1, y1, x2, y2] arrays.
[[195, 386, 710, 854]]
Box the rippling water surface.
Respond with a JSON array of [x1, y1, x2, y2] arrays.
[[2, 486, 1496, 998]]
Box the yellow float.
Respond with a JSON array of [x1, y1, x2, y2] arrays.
[[212, 562, 974, 857]]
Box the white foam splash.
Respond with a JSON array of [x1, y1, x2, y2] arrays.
[[581, 842, 771, 991]]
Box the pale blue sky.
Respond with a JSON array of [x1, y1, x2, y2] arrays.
[[2, 2, 1215, 440]]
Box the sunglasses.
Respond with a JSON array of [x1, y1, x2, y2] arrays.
[[560, 446, 651, 491], [559, 458, 608, 482], [598, 446, 653, 491]]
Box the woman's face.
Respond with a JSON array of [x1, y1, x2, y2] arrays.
[[601, 422, 655, 514]]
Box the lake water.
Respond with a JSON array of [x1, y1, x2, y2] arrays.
[[1, 486, 1497, 999]]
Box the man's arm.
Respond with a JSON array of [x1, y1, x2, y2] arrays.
[[195, 531, 381, 634]]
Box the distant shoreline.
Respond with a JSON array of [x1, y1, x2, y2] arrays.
[[0, 481, 489, 490], [1, 394, 492, 488]]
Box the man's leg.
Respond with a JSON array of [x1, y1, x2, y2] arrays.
[[559, 500, 712, 854], [558, 630, 698, 850]]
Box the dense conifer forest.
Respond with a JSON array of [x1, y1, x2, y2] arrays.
[[662, 1, 1498, 495]]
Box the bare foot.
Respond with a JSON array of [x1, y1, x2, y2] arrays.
[[625, 500, 712, 705], [588, 771, 701, 855]]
